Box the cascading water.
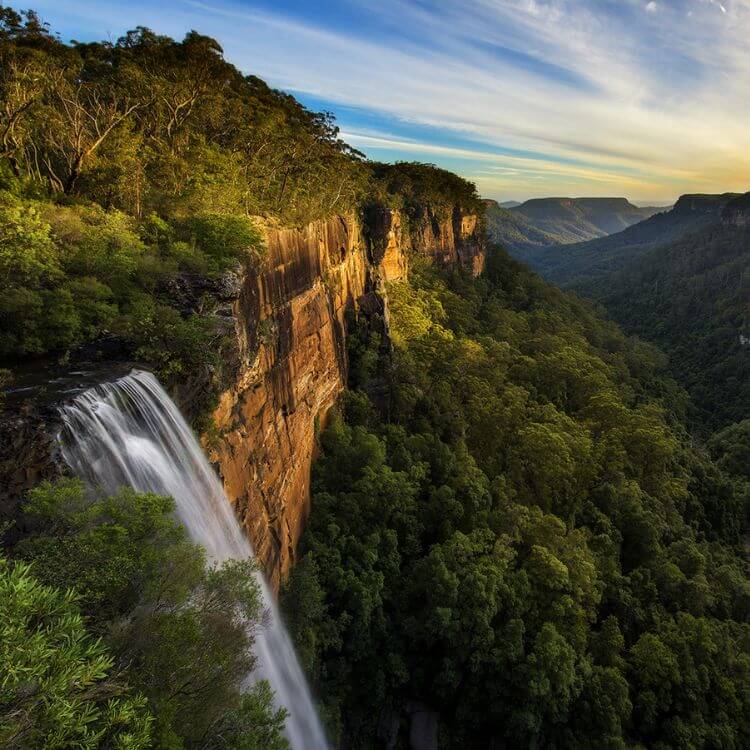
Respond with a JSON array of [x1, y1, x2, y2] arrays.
[[58, 369, 329, 750]]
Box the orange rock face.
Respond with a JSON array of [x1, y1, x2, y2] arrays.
[[207, 208, 483, 589]]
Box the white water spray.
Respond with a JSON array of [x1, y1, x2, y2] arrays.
[[58, 369, 329, 750]]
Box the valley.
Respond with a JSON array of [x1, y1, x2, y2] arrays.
[[0, 6, 749, 750], [486, 195, 665, 253], [501, 191, 750, 435]]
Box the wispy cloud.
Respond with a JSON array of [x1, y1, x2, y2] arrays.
[[20, 0, 750, 201]]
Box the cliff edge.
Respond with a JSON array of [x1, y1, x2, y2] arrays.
[[208, 206, 484, 588]]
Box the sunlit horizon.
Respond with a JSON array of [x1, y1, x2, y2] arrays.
[[23, 0, 750, 203]]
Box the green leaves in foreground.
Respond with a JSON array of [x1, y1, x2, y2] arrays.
[[0, 557, 152, 749], [9, 479, 289, 750]]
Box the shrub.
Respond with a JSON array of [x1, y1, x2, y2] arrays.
[[45, 204, 145, 289], [18, 479, 289, 749], [0, 556, 153, 749], [115, 295, 218, 380], [0, 194, 59, 287], [180, 213, 263, 273]]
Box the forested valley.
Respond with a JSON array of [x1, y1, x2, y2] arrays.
[[498, 193, 750, 437], [285, 251, 750, 748], [0, 8, 748, 750], [578, 208, 750, 435]]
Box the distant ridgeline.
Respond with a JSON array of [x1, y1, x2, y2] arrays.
[[512, 193, 740, 287], [485, 196, 663, 252], [508, 191, 750, 433]]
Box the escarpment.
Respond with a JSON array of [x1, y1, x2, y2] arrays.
[[0, 201, 483, 590], [722, 193, 750, 227], [208, 206, 484, 588]]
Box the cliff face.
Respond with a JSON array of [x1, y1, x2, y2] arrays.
[[722, 192, 750, 227], [0, 204, 483, 588], [208, 207, 483, 588], [673, 193, 740, 215]]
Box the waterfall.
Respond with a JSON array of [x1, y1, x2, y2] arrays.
[[58, 369, 329, 750]]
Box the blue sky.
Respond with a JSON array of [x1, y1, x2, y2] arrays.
[[19, 0, 750, 202]]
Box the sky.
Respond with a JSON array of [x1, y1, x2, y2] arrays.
[[17, 0, 750, 203]]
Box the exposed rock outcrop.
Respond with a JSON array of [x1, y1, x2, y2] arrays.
[[0, 204, 484, 590], [365, 206, 408, 281], [673, 193, 740, 216], [208, 207, 483, 588], [0, 406, 61, 542]]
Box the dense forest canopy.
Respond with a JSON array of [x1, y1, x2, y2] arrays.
[[0, 8, 368, 222], [500, 191, 750, 437], [0, 8, 481, 225], [283, 252, 750, 748], [578, 218, 750, 434]]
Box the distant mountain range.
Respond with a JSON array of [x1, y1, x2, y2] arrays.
[[510, 193, 739, 287], [498, 190, 749, 433], [485, 197, 664, 252], [514, 196, 664, 241]]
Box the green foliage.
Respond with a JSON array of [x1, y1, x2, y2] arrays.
[[370, 162, 483, 216], [0, 556, 152, 749], [45, 204, 145, 285], [0, 367, 11, 407], [0, 14, 369, 224], [279, 557, 327, 676], [0, 192, 59, 285], [201, 684, 289, 750], [19, 481, 200, 626], [483, 199, 561, 250], [283, 250, 750, 748], [581, 221, 750, 433], [116, 296, 219, 381], [710, 419, 750, 482], [0, 193, 239, 409], [180, 213, 263, 271], [17, 479, 288, 750]]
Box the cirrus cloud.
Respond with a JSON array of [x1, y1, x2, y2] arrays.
[[13, 0, 750, 201]]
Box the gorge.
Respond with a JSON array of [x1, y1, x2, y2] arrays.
[[206, 206, 484, 587], [1, 10, 749, 750]]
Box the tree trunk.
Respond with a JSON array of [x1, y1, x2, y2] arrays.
[[64, 155, 83, 194]]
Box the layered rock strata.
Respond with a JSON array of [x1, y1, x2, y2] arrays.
[[0, 205, 484, 590], [208, 207, 483, 588]]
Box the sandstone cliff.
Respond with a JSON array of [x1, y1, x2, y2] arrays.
[[208, 207, 483, 588], [0, 205, 484, 589]]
